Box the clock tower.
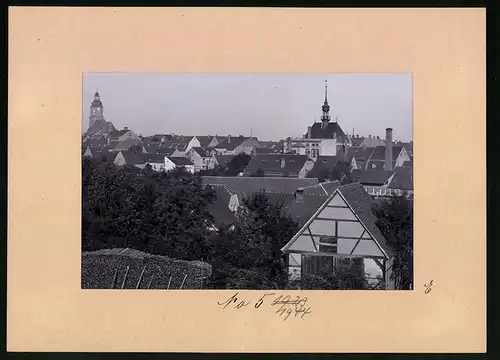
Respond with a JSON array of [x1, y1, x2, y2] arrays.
[[89, 90, 105, 129]]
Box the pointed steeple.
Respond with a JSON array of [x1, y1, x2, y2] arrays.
[[321, 80, 331, 129]]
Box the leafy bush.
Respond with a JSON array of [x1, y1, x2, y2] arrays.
[[374, 196, 413, 289], [82, 158, 216, 261]]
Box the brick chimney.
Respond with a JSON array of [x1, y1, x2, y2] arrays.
[[307, 126, 312, 139], [385, 128, 393, 171]]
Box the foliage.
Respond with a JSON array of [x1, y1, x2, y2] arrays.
[[373, 196, 413, 289], [296, 265, 370, 290], [82, 158, 217, 261], [205, 191, 299, 289], [197, 153, 251, 177], [227, 153, 252, 176]]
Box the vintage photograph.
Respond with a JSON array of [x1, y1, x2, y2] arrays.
[[81, 73, 413, 290]]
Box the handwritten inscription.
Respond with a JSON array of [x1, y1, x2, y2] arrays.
[[217, 292, 312, 321], [424, 280, 434, 294]]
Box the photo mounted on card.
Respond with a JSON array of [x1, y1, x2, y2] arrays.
[[81, 73, 413, 297], [8, 7, 485, 353]]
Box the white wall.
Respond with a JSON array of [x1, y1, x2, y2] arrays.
[[189, 150, 204, 171], [114, 152, 127, 166], [164, 158, 177, 172], [299, 160, 315, 178], [185, 137, 201, 153], [146, 162, 164, 172], [229, 194, 240, 212], [319, 139, 337, 156], [235, 138, 261, 155], [395, 147, 410, 167]]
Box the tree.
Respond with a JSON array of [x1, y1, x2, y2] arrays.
[[198, 164, 227, 176], [306, 167, 330, 182], [373, 196, 413, 289], [206, 192, 299, 289], [82, 157, 216, 261], [297, 263, 370, 290], [197, 153, 251, 177], [306, 161, 352, 183], [226, 153, 251, 176], [330, 161, 351, 182]]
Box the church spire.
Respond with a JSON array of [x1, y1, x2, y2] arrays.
[[324, 80, 328, 103], [321, 80, 331, 129]]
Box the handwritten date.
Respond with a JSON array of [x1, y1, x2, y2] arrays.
[[217, 292, 312, 321]]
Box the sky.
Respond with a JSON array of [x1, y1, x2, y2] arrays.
[[82, 73, 413, 142]]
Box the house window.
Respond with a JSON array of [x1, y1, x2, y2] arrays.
[[318, 235, 337, 253]]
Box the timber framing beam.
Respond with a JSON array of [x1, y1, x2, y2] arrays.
[[349, 230, 366, 255], [285, 250, 386, 260]]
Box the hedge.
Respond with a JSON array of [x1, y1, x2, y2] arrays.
[[82, 248, 212, 289]]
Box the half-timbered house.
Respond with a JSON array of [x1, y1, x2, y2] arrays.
[[281, 182, 395, 289]]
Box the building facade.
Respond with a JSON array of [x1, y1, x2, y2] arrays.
[[283, 80, 349, 158]]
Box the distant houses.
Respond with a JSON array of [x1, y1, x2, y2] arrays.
[[212, 135, 261, 155], [242, 154, 315, 178], [165, 156, 195, 173]]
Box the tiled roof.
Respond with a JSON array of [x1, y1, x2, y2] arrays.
[[162, 140, 189, 149], [83, 136, 107, 148], [201, 176, 319, 198], [244, 154, 311, 176], [346, 147, 374, 161], [365, 159, 397, 171], [195, 136, 214, 149], [350, 137, 364, 147], [214, 155, 234, 167], [191, 147, 210, 157], [388, 167, 413, 190], [154, 147, 176, 156], [214, 136, 251, 150], [109, 129, 130, 138], [337, 183, 393, 258], [109, 138, 142, 151], [86, 148, 117, 163], [206, 185, 237, 229], [310, 155, 344, 173], [264, 192, 328, 226], [349, 169, 394, 186], [119, 150, 145, 166], [306, 122, 347, 142], [298, 180, 341, 196], [168, 157, 194, 166], [86, 120, 116, 136], [254, 147, 280, 155], [142, 153, 165, 164], [366, 145, 402, 161]]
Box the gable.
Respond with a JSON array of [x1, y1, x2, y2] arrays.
[[282, 191, 387, 258]]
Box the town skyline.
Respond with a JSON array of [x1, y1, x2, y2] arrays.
[[83, 73, 413, 142]]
